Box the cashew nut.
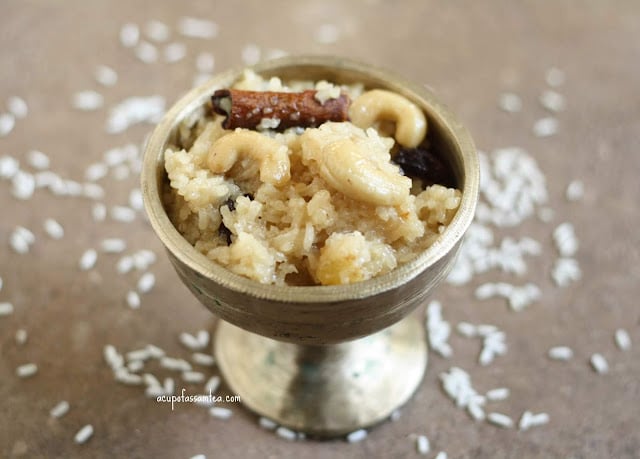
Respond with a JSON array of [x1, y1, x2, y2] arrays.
[[301, 123, 411, 206], [349, 89, 427, 148], [207, 130, 290, 185]]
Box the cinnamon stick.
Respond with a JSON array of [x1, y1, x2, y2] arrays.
[[211, 89, 350, 130]]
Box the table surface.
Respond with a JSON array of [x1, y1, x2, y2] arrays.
[[1, 1, 639, 458]]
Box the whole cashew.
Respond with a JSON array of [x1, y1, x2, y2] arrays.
[[207, 130, 291, 185], [349, 89, 427, 148], [301, 123, 411, 206]]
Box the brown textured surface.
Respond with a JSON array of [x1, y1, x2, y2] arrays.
[[1, 1, 639, 458]]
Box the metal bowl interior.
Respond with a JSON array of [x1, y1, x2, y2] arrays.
[[141, 56, 479, 344]]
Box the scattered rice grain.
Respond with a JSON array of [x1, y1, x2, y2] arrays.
[[498, 92, 522, 113], [0, 155, 19, 178], [92, 203, 107, 222], [50, 400, 70, 418], [15, 328, 28, 345], [177, 17, 219, 39], [196, 52, 215, 73], [615, 328, 631, 351], [590, 353, 609, 374], [0, 113, 15, 137], [209, 406, 233, 420], [164, 42, 187, 63], [487, 412, 514, 428], [539, 90, 566, 112], [486, 388, 510, 401], [275, 426, 297, 441], [44, 218, 64, 239], [545, 67, 565, 87], [11, 170, 35, 200], [74, 424, 94, 444], [314, 23, 340, 44], [259, 417, 278, 430], [72, 91, 104, 111], [16, 363, 38, 378], [111, 205, 136, 222], [0, 302, 14, 316], [204, 375, 220, 394], [137, 272, 156, 293], [79, 249, 98, 271], [101, 238, 127, 253], [27, 150, 50, 170], [565, 180, 584, 201], [120, 23, 140, 48], [135, 41, 158, 63], [126, 291, 141, 309], [7, 96, 28, 118], [95, 65, 118, 87], [533, 117, 559, 137], [182, 371, 205, 383], [192, 352, 215, 366], [145, 20, 170, 43], [416, 435, 430, 455]]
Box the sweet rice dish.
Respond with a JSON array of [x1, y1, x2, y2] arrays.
[[163, 69, 461, 286]]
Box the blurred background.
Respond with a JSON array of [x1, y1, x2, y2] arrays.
[[1, 1, 639, 458]]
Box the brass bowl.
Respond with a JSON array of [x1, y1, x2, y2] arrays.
[[141, 56, 478, 436]]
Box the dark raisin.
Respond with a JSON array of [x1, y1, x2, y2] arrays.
[[224, 196, 236, 212], [393, 146, 455, 188], [219, 224, 232, 245]]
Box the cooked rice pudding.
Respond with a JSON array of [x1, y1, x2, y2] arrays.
[[163, 70, 461, 285]]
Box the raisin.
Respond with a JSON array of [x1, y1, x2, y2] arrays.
[[393, 146, 455, 188]]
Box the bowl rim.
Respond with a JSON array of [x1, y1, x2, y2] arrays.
[[141, 55, 478, 303]]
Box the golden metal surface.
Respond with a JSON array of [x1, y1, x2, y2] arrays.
[[141, 56, 479, 435], [215, 315, 426, 436]]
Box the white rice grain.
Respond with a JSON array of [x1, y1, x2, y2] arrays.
[[519, 410, 550, 431], [551, 257, 582, 287], [101, 238, 127, 253], [85, 162, 108, 182], [74, 424, 94, 444], [190, 455, 206, 459], [92, 203, 107, 222], [553, 222, 578, 257], [241, 44, 261, 66], [145, 20, 170, 43], [79, 249, 98, 271], [192, 352, 215, 367], [127, 360, 144, 372], [164, 42, 187, 63], [137, 272, 156, 293], [0, 155, 19, 178], [146, 344, 165, 359], [275, 426, 297, 441], [498, 92, 522, 113], [126, 291, 141, 309], [120, 23, 140, 48], [115, 370, 143, 385], [487, 412, 514, 428], [7, 96, 28, 119], [390, 409, 402, 422], [117, 256, 134, 274], [72, 91, 104, 111], [126, 348, 151, 362], [133, 250, 157, 270], [160, 357, 191, 372], [82, 183, 105, 200], [346, 429, 368, 443], [533, 117, 559, 137], [204, 375, 220, 394], [196, 52, 215, 73], [16, 363, 38, 378], [111, 163, 130, 181], [11, 170, 35, 200], [486, 388, 510, 401], [178, 332, 202, 351], [95, 65, 118, 87], [615, 329, 631, 351], [129, 188, 144, 211], [105, 96, 165, 134], [416, 435, 430, 455], [434, 452, 448, 459], [177, 17, 219, 39], [111, 206, 136, 223], [164, 377, 175, 395], [135, 41, 158, 63], [0, 113, 15, 137], [565, 180, 585, 201], [50, 400, 70, 418], [590, 353, 609, 374], [209, 406, 233, 420], [539, 90, 566, 112], [104, 345, 124, 370], [44, 218, 64, 239], [314, 23, 340, 44], [182, 371, 205, 383], [0, 302, 14, 316], [27, 150, 50, 170], [15, 328, 28, 345], [196, 330, 210, 348], [259, 417, 278, 430]]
